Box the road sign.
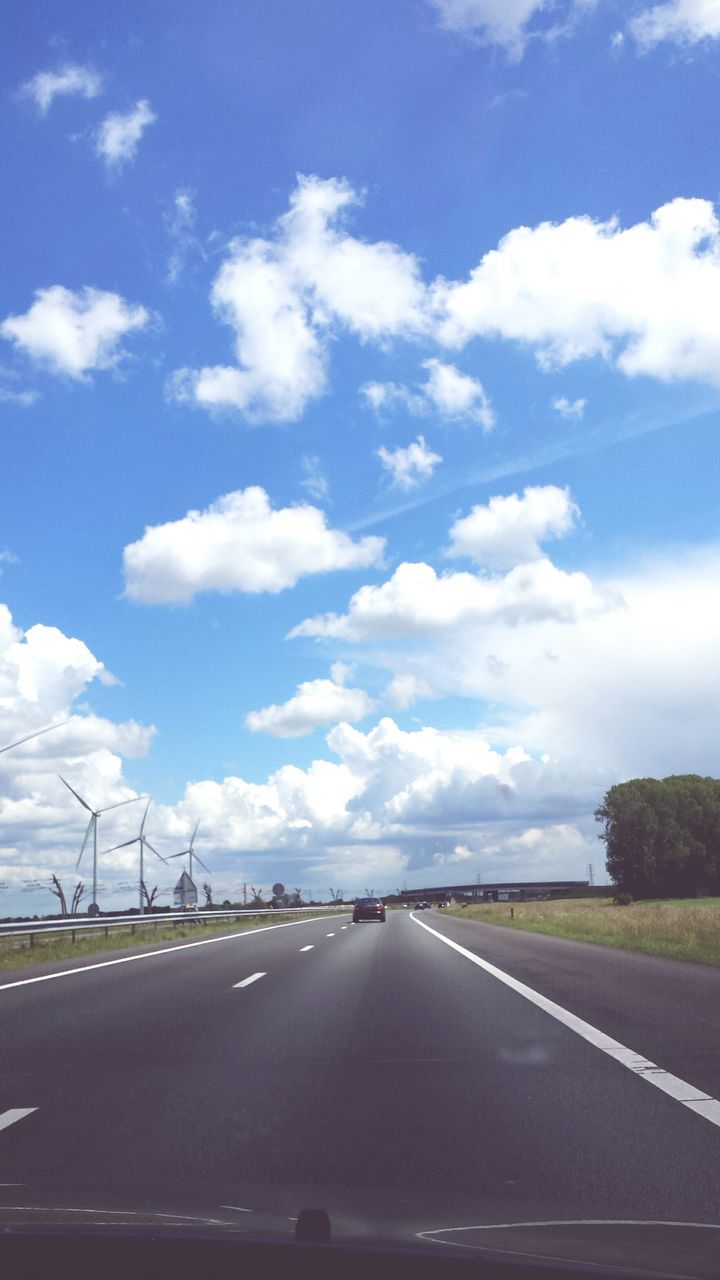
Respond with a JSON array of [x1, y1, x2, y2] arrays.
[[174, 871, 197, 909], [272, 882, 285, 897]]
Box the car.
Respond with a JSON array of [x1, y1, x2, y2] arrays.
[[352, 896, 386, 923], [414, 900, 430, 911]]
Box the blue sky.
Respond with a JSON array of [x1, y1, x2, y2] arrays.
[[3, 0, 720, 912]]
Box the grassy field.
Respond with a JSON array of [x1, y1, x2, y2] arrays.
[[0, 910, 346, 975], [443, 898, 720, 967]]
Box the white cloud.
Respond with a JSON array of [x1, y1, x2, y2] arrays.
[[122, 486, 385, 604], [0, 286, 148, 379], [383, 673, 433, 710], [300, 455, 329, 501], [377, 435, 442, 490], [21, 64, 102, 114], [95, 99, 156, 169], [447, 485, 579, 568], [246, 664, 376, 737], [435, 197, 720, 386], [421, 358, 495, 429], [172, 174, 427, 423], [631, 0, 720, 47], [291, 557, 605, 642], [362, 360, 494, 429], [428, 0, 595, 58], [166, 188, 203, 284], [553, 395, 586, 419]]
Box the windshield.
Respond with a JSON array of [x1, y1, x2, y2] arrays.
[[1, 1, 720, 1273]]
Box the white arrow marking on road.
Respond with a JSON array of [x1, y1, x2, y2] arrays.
[[299, 945, 314, 952], [412, 913, 720, 1131], [0, 1108, 37, 1133], [233, 972, 266, 989]]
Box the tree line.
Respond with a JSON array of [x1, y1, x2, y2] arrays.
[[595, 774, 720, 898]]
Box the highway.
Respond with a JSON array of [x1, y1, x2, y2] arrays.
[[1, 907, 719, 1233]]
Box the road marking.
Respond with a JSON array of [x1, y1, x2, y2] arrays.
[[412, 913, 720, 1131], [326, 932, 335, 937], [233, 972, 266, 989], [0, 916, 335, 995], [300, 945, 314, 952], [0, 1109, 37, 1133], [340, 926, 348, 930], [219, 1205, 254, 1213]]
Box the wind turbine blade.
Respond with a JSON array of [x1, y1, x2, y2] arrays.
[[100, 839, 138, 855], [194, 855, 211, 874], [166, 851, 187, 860], [144, 838, 168, 864], [59, 776, 93, 813], [189, 821, 199, 850], [98, 794, 147, 815], [140, 798, 151, 836], [76, 816, 94, 870], [0, 718, 72, 756]]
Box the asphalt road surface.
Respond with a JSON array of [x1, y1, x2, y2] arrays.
[[1, 907, 719, 1231]]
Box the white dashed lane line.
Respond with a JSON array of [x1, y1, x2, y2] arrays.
[[299, 945, 314, 952], [233, 972, 266, 989], [326, 932, 335, 937], [0, 1108, 37, 1134]]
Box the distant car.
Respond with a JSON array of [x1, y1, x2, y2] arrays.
[[414, 900, 430, 911], [352, 896, 386, 923]]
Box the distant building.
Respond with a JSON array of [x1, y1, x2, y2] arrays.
[[400, 879, 588, 905]]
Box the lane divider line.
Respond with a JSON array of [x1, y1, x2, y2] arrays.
[[411, 913, 720, 1131], [0, 1108, 37, 1133], [233, 972, 266, 989], [326, 932, 335, 937], [299, 945, 314, 952], [0, 916, 335, 995]]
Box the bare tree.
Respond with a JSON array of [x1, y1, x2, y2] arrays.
[[202, 881, 213, 907], [141, 880, 159, 911], [249, 885, 265, 908], [49, 873, 68, 917], [70, 881, 85, 915], [329, 887, 343, 903]]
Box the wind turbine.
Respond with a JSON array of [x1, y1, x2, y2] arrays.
[[59, 777, 145, 915], [168, 821, 210, 884], [101, 799, 168, 915]]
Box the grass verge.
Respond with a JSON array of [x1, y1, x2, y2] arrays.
[[442, 898, 720, 967], [0, 911, 347, 975]]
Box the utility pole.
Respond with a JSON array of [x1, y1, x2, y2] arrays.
[[587, 862, 594, 886], [243, 882, 247, 905]]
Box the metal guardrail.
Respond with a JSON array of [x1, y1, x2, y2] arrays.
[[0, 904, 349, 949]]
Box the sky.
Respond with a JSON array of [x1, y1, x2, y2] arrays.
[[2, 0, 720, 914]]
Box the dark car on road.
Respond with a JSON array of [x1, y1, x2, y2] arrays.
[[352, 896, 386, 923]]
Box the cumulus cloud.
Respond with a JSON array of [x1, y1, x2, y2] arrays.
[[21, 64, 102, 114], [377, 435, 442, 490], [171, 174, 427, 423], [0, 286, 148, 379], [428, 0, 595, 58], [553, 395, 586, 419], [421, 358, 495, 428], [362, 359, 494, 429], [122, 486, 385, 604], [246, 663, 376, 737], [95, 99, 156, 169], [447, 485, 579, 569], [631, 0, 720, 47], [383, 672, 433, 710], [435, 197, 720, 385], [291, 557, 605, 642]]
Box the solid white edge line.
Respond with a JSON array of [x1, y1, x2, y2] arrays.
[[0, 916, 334, 995], [299, 945, 314, 952], [0, 1108, 37, 1133], [411, 913, 720, 1131], [233, 972, 266, 989]]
